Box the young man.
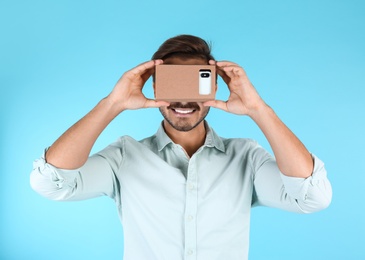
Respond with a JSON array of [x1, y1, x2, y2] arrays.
[[30, 35, 332, 260]]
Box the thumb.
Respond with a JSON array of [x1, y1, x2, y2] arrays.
[[144, 99, 170, 108], [203, 100, 228, 112]]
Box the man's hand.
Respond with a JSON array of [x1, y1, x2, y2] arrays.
[[107, 60, 169, 112], [205, 60, 314, 178], [46, 60, 169, 169], [204, 60, 266, 117]]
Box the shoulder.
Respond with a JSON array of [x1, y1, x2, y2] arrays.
[[95, 134, 158, 155], [220, 136, 273, 164], [95, 135, 140, 157], [221, 137, 259, 152]]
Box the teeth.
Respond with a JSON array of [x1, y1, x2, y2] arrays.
[[174, 109, 194, 114]]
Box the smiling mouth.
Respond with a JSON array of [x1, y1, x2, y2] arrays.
[[168, 102, 200, 116], [171, 108, 196, 114]]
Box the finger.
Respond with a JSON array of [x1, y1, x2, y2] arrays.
[[222, 66, 245, 79], [203, 100, 228, 112], [141, 67, 155, 82], [222, 65, 244, 74], [144, 99, 170, 108], [154, 59, 164, 65], [216, 60, 240, 67], [140, 60, 163, 82], [216, 67, 231, 84], [217, 65, 242, 84], [208, 59, 229, 82], [129, 60, 157, 77], [215, 61, 244, 82]]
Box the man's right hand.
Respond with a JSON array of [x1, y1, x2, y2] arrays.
[[107, 60, 169, 112], [45, 60, 169, 169]]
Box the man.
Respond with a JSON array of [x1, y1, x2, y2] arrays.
[[30, 35, 332, 260]]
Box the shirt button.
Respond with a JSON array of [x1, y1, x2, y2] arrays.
[[187, 249, 194, 255], [188, 183, 194, 190], [187, 215, 194, 221]]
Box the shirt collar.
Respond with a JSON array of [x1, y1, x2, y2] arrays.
[[155, 121, 226, 153]]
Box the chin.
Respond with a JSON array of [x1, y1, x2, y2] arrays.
[[160, 106, 210, 132]]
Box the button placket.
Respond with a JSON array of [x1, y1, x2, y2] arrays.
[[184, 157, 198, 259]]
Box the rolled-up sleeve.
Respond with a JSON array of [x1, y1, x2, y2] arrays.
[[279, 154, 332, 213], [252, 150, 332, 213], [30, 148, 119, 202]]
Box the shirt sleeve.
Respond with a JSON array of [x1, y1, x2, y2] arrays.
[[30, 146, 122, 203], [251, 145, 332, 213]]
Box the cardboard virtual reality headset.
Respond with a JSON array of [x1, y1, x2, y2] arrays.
[[155, 65, 216, 102]]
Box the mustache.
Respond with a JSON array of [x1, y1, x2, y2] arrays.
[[167, 102, 200, 111]]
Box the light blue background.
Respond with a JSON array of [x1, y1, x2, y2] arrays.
[[1, 0, 364, 259]]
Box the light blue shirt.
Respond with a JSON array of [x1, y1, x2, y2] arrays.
[[30, 122, 332, 260]]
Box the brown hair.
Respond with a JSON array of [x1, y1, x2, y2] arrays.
[[152, 35, 214, 62]]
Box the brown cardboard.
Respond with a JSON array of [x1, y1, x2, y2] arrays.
[[155, 65, 216, 102]]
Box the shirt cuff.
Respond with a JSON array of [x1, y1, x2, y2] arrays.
[[279, 153, 328, 201], [32, 149, 80, 190]]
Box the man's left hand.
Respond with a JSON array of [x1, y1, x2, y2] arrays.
[[204, 60, 266, 117]]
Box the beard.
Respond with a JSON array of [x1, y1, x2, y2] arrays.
[[159, 102, 210, 132]]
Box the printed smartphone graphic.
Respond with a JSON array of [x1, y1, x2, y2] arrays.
[[199, 70, 211, 95]]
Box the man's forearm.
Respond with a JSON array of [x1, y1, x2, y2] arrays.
[[46, 97, 122, 169], [249, 104, 313, 178], [45, 60, 167, 169]]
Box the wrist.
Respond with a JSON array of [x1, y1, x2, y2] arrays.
[[247, 102, 274, 123], [102, 96, 126, 117]]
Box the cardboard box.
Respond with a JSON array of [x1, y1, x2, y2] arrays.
[[155, 65, 216, 102]]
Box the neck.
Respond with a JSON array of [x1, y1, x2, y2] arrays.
[[163, 120, 207, 158]]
